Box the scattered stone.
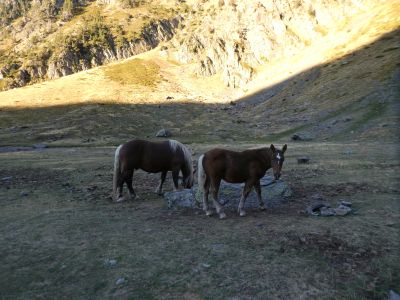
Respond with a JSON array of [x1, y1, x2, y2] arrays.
[[156, 129, 172, 138], [297, 156, 310, 164], [104, 259, 117, 267], [166, 96, 174, 100], [307, 203, 327, 215], [33, 143, 47, 149], [210, 243, 225, 253], [20, 191, 28, 197], [1, 176, 13, 181], [307, 201, 354, 217], [320, 206, 336, 216], [201, 263, 211, 268], [292, 132, 314, 141], [334, 204, 352, 216], [343, 149, 353, 155], [115, 277, 126, 285], [389, 290, 400, 300], [229, 101, 236, 106], [340, 200, 352, 207]]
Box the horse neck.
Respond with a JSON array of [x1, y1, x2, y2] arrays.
[[258, 148, 273, 169]]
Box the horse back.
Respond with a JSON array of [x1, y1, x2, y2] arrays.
[[120, 139, 179, 172], [203, 148, 269, 183]]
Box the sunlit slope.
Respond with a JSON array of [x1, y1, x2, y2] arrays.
[[0, 1, 398, 145]]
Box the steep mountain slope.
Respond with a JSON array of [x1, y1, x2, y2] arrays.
[[0, 0, 184, 90], [169, 0, 364, 87], [0, 1, 398, 145]]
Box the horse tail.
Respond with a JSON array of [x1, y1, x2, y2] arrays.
[[197, 154, 206, 193], [112, 144, 123, 200]]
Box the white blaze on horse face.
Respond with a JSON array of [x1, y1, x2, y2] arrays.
[[276, 153, 281, 161]]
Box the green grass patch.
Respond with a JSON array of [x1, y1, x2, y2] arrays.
[[104, 58, 161, 87]]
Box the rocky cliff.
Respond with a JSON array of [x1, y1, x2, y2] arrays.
[[169, 0, 363, 88], [0, 0, 183, 90], [0, 0, 371, 90]]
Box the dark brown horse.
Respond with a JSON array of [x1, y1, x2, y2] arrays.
[[198, 144, 287, 218], [113, 139, 194, 202]]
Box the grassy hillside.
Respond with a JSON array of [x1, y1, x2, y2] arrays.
[[0, 1, 398, 146]]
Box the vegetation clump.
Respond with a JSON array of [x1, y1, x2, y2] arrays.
[[104, 58, 161, 87]]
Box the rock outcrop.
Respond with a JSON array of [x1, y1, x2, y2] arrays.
[[46, 17, 181, 79], [170, 0, 363, 88]]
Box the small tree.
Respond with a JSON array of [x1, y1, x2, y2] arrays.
[[62, 0, 74, 21]]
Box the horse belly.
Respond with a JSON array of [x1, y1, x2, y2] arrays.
[[223, 170, 247, 184]]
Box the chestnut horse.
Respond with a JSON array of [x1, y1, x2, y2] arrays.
[[113, 139, 194, 202], [198, 144, 287, 218]]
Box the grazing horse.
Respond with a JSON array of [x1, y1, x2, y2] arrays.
[[198, 144, 287, 218], [113, 139, 194, 202]]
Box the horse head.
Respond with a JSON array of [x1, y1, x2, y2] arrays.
[[270, 144, 287, 180], [182, 168, 195, 188]]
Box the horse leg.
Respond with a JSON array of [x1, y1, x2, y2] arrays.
[[238, 181, 253, 217], [254, 180, 265, 210], [211, 178, 226, 219], [116, 171, 126, 202], [125, 170, 137, 200], [172, 167, 180, 191], [203, 177, 213, 217], [155, 171, 167, 195]]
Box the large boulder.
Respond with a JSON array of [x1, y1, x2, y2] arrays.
[[164, 175, 292, 210]]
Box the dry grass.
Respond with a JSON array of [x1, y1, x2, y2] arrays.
[[0, 143, 398, 299], [104, 58, 161, 87]]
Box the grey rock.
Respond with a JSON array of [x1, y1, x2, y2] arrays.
[[320, 206, 336, 216], [340, 200, 352, 207], [164, 189, 197, 209], [389, 290, 400, 300], [307, 203, 328, 215], [297, 156, 310, 164], [1, 176, 13, 181], [343, 149, 354, 155], [20, 191, 28, 197], [292, 132, 314, 141], [156, 129, 172, 137], [115, 277, 125, 285], [215, 176, 292, 209], [334, 205, 352, 216], [104, 259, 117, 267], [33, 143, 47, 149], [164, 175, 292, 210]]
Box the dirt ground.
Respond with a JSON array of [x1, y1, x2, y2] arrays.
[[0, 142, 398, 299]]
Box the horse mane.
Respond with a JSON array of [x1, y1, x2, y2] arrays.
[[168, 140, 194, 185]]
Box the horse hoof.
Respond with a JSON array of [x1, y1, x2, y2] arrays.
[[239, 211, 246, 217], [219, 212, 227, 219], [116, 197, 125, 203], [205, 210, 213, 217]]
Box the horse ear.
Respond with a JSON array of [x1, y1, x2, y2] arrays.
[[282, 144, 287, 153], [270, 144, 276, 152]]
